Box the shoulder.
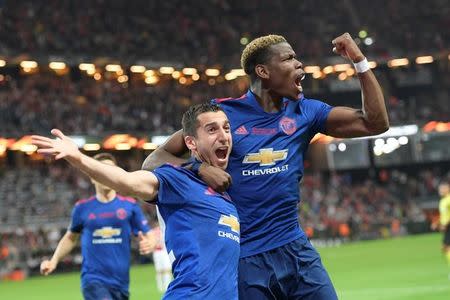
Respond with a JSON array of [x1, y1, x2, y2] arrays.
[[74, 196, 95, 207], [211, 93, 248, 106], [116, 195, 137, 204]]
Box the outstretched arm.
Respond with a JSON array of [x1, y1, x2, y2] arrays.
[[325, 33, 389, 138], [142, 130, 232, 192], [32, 129, 159, 200], [40, 231, 79, 275]]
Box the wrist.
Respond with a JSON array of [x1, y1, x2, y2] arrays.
[[353, 57, 370, 73]]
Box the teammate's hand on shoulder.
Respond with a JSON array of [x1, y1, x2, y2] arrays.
[[332, 32, 365, 63], [40, 259, 57, 276], [198, 163, 232, 193]]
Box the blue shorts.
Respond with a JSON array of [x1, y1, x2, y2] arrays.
[[238, 236, 338, 300], [82, 282, 128, 300]]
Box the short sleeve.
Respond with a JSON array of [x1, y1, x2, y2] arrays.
[[130, 203, 151, 235], [69, 204, 83, 233], [152, 164, 190, 206], [301, 99, 333, 135]]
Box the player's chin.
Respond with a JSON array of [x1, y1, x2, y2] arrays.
[[212, 157, 229, 170]]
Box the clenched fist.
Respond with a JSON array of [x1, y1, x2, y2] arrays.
[[40, 259, 57, 276], [332, 33, 365, 63]]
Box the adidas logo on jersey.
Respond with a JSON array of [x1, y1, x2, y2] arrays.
[[234, 125, 248, 135]]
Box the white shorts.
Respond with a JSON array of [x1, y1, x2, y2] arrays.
[[153, 249, 172, 271]]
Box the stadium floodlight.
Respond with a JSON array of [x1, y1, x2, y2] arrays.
[[334, 64, 351, 72], [346, 68, 355, 76], [230, 69, 246, 76], [117, 75, 128, 83], [49, 62, 66, 70], [20, 61, 38, 69], [144, 70, 155, 77], [105, 64, 122, 72], [205, 68, 220, 76], [304, 66, 320, 74], [145, 76, 159, 85], [178, 77, 187, 84], [171, 71, 181, 79], [338, 73, 347, 81], [79, 63, 95, 71], [388, 58, 409, 68], [0, 60, 5, 67], [83, 143, 101, 151], [312, 71, 322, 79], [192, 73, 200, 81], [115, 143, 131, 150], [225, 73, 237, 81], [322, 66, 334, 74], [130, 65, 146, 73], [415, 56, 433, 64], [182, 68, 197, 75], [159, 66, 175, 74], [338, 143, 347, 152], [94, 73, 102, 80], [142, 142, 158, 150], [20, 144, 37, 153], [368, 61, 377, 69]]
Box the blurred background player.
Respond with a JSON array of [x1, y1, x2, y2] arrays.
[[32, 103, 240, 299], [39, 153, 156, 300], [433, 182, 450, 279], [150, 220, 172, 292], [143, 32, 389, 299]]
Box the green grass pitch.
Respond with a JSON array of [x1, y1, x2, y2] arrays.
[[1, 233, 449, 299]]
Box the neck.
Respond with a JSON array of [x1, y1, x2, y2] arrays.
[[96, 189, 116, 203], [250, 80, 284, 113]]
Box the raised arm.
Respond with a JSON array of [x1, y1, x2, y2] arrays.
[[325, 33, 389, 138], [40, 231, 79, 275], [32, 129, 159, 201]]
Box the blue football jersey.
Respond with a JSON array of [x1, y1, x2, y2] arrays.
[[212, 90, 332, 257], [70, 195, 150, 294], [152, 164, 240, 300]]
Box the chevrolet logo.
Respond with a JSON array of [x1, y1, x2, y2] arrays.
[[93, 227, 121, 239], [218, 214, 240, 233], [243, 148, 288, 166]]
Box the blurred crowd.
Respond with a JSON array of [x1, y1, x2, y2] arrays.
[[0, 67, 448, 137], [0, 0, 448, 65]]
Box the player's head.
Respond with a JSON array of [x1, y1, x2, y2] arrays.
[[182, 103, 232, 170], [438, 181, 449, 197], [90, 153, 117, 190], [241, 34, 305, 100]]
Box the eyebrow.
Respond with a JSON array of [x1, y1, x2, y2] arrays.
[[204, 120, 230, 128]]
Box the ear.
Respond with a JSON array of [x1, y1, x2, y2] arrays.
[[255, 64, 270, 80], [184, 135, 197, 151]]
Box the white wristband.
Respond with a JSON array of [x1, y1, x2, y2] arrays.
[[353, 58, 370, 73]]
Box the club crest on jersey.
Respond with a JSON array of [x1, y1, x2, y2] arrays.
[[218, 214, 240, 233], [279, 117, 297, 135], [243, 148, 288, 166], [116, 208, 127, 220], [93, 227, 122, 239]]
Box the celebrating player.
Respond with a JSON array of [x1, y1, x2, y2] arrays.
[[142, 33, 389, 299], [33, 103, 240, 299], [39, 153, 156, 300]]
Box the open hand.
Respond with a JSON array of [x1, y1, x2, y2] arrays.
[[32, 129, 81, 162], [40, 259, 57, 276]]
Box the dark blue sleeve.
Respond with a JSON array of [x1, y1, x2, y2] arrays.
[[152, 165, 189, 206], [301, 99, 333, 135], [130, 203, 151, 235], [69, 205, 83, 233]]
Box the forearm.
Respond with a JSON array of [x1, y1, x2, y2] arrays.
[[50, 234, 77, 264], [358, 69, 389, 132], [142, 148, 187, 171], [142, 130, 189, 171], [66, 154, 134, 195]]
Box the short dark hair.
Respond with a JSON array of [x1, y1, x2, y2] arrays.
[[182, 103, 223, 137], [92, 152, 117, 165], [241, 34, 287, 79]]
